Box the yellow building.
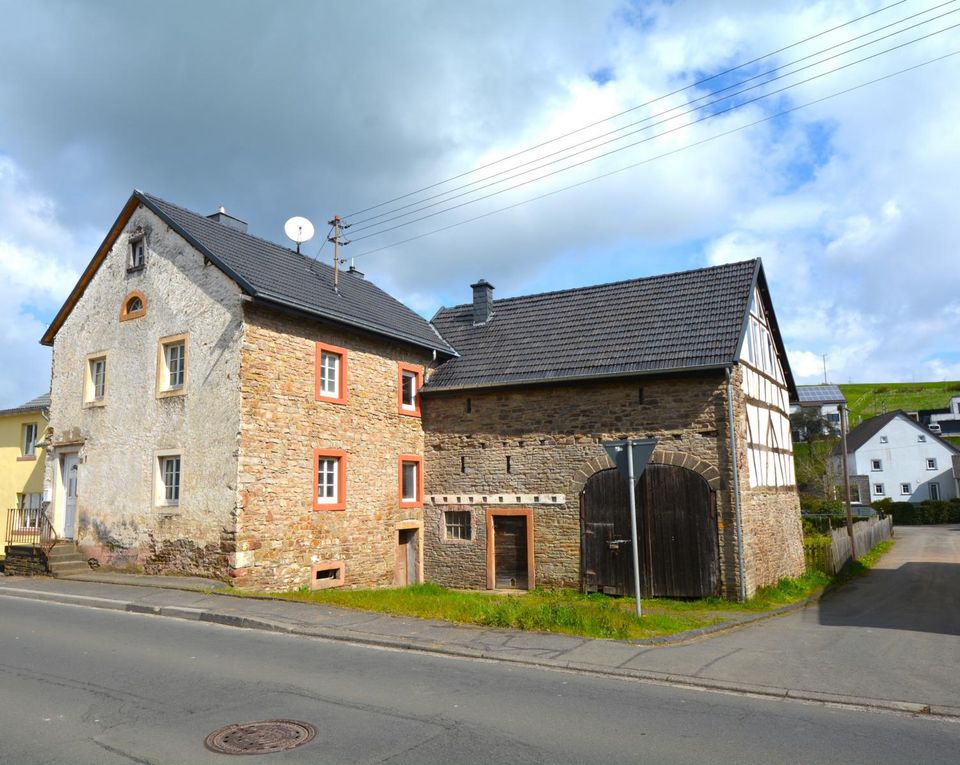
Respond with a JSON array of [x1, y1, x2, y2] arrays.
[[0, 393, 49, 553]]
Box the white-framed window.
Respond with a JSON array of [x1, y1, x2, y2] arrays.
[[444, 510, 472, 541], [129, 235, 145, 270], [930, 483, 941, 500], [900, 482, 912, 495], [315, 343, 347, 404], [926, 458, 937, 470], [157, 454, 181, 506], [16, 493, 42, 529], [873, 483, 885, 495], [319, 352, 339, 397], [84, 353, 108, 404], [871, 459, 882, 471], [162, 456, 181, 503], [399, 455, 422, 507], [317, 458, 338, 503], [313, 450, 346, 510], [397, 363, 423, 416], [401, 370, 418, 411], [880, 435, 889, 444], [22, 422, 38, 457], [918, 435, 926, 443], [157, 334, 188, 397]]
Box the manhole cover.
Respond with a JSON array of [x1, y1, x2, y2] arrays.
[[204, 720, 317, 755]]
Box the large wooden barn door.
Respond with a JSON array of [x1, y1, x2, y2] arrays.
[[580, 465, 719, 598]]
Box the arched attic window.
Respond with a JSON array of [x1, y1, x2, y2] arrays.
[[120, 291, 147, 321]]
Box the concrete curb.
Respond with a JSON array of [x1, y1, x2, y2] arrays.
[[1, 584, 956, 721]]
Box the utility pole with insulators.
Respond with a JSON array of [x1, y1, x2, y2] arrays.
[[327, 215, 350, 293]]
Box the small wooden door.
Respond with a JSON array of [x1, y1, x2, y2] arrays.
[[492, 515, 528, 589], [580, 465, 719, 598], [396, 529, 419, 586], [62, 454, 79, 539]]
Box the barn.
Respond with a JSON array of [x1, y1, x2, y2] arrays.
[[421, 260, 804, 600]]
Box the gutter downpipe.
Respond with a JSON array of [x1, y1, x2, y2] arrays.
[[726, 367, 747, 603]]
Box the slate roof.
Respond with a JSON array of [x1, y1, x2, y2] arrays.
[[42, 191, 450, 355], [796, 384, 846, 405], [0, 392, 50, 417], [136, 193, 455, 355], [427, 259, 789, 391]]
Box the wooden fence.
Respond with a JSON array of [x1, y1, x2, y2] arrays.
[[804, 516, 893, 575]]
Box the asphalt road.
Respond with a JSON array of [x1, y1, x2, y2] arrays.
[[1, 595, 957, 765], [601, 524, 960, 708]]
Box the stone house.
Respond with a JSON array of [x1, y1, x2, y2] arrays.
[[40, 190, 455, 590], [421, 262, 804, 600]]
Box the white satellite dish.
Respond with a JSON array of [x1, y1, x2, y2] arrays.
[[284, 216, 315, 252]]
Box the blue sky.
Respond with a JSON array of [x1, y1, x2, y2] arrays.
[[0, 0, 959, 407]]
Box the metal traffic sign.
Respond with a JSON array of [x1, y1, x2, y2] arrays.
[[601, 438, 658, 618], [603, 439, 658, 485]]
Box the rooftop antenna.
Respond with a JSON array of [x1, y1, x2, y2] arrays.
[[284, 216, 315, 254]]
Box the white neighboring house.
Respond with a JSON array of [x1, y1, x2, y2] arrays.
[[831, 410, 960, 503]]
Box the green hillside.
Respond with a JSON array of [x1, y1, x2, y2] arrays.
[[839, 381, 960, 427]]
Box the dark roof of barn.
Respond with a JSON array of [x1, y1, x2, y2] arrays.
[[138, 193, 454, 355], [426, 259, 794, 392]]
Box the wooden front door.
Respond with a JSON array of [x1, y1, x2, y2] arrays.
[[396, 528, 419, 586], [492, 515, 528, 589], [580, 465, 719, 598]]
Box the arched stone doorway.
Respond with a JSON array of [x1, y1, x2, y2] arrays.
[[580, 464, 720, 598]]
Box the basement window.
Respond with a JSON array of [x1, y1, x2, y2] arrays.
[[310, 561, 345, 590]]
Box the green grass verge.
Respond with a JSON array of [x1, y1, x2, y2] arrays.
[[262, 568, 844, 641], [839, 381, 960, 425]]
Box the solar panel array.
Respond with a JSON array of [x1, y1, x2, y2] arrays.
[[795, 384, 845, 404]]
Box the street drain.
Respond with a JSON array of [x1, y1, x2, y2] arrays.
[[204, 720, 317, 755]]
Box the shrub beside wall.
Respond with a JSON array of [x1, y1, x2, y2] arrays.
[[872, 498, 960, 525]]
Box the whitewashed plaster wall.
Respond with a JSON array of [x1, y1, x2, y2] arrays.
[[47, 205, 244, 571], [850, 416, 958, 502]]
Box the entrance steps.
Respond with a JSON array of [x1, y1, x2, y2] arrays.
[[46, 541, 90, 578]]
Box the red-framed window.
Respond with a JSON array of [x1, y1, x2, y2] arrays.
[[398, 455, 423, 508], [315, 342, 348, 405], [313, 448, 347, 511], [397, 362, 423, 417]]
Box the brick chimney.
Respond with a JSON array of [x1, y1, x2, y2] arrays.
[[206, 206, 248, 233], [471, 279, 494, 325]]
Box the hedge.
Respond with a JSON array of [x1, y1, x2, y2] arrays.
[[871, 497, 960, 525]]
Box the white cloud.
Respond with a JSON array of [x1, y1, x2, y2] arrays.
[[0, 0, 958, 402], [0, 157, 96, 405]]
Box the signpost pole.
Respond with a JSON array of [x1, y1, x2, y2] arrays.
[[626, 442, 642, 618]]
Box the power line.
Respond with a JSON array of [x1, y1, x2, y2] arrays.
[[342, 0, 911, 220], [345, 21, 960, 244], [346, 4, 958, 235], [345, 49, 960, 261]]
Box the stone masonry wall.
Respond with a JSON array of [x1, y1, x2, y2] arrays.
[[422, 373, 745, 597], [732, 366, 805, 593], [233, 301, 433, 591], [47, 205, 243, 579]]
